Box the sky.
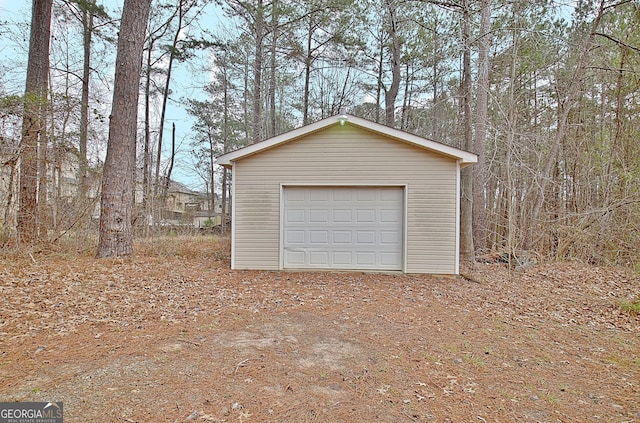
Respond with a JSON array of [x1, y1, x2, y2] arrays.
[[0, 0, 221, 192]]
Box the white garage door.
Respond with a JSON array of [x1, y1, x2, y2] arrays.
[[283, 186, 403, 271]]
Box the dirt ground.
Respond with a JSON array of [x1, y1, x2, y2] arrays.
[[1, 236, 638, 422]]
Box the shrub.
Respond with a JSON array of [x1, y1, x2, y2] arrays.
[[619, 298, 640, 315]]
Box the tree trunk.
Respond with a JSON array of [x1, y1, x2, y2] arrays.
[[3, 158, 18, 231], [505, 18, 519, 259], [221, 69, 230, 234], [156, 0, 185, 204], [207, 131, 215, 222], [268, 0, 278, 138], [143, 15, 174, 229], [162, 123, 176, 200], [384, 0, 400, 127], [97, 0, 152, 258], [144, 3, 180, 228], [375, 37, 383, 124], [252, 0, 265, 143], [459, 0, 474, 262], [17, 0, 53, 244], [37, 111, 48, 236], [243, 58, 249, 141], [143, 38, 154, 229], [473, 0, 491, 251], [78, 3, 93, 202], [606, 40, 628, 199], [523, 0, 605, 250], [401, 61, 411, 130], [79, 11, 92, 199], [302, 17, 313, 125]]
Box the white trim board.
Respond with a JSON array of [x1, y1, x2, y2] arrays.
[[217, 114, 477, 168]]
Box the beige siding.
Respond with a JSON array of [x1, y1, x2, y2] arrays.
[[233, 124, 458, 273]]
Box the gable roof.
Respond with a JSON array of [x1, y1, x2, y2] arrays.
[[216, 114, 478, 168]]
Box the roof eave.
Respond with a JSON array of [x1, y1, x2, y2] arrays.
[[216, 117, 338, 166], [216, 114, 478, 166]]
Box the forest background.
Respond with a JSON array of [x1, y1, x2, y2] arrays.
[[0, 0, 638, 267]]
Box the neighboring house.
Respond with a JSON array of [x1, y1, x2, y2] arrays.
[[0, 140, 19, 226], [216, 114, 477, 274], [159, 180, 210, 224], [0, 144, 212, 228], [192, 198, 230, 228], [0, 144, 101, 227]]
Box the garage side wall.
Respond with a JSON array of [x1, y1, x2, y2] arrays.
[[233, 124, 458, 274]]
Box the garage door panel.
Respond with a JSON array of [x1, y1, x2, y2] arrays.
[[287, 209, 305, 222], [333, 190, 352, 202], [283, 187, 403, 271], [286, 230, 305, 244], [333, 209, 351, 222], [356, 209, 376, 223], [380, 230, 401, 244], [309, 190, 328, 202], [309, 230, 329, 244], [287, 190, 306, 202], [309, 251, 329, 265], [333, 231, 352, 244], [285, 250, 305, 266], [309, 209, 329, 222], [356, 231, 376, 244], [381, 252, 401, 265], [356, 251, 376, 266], [380, 190, 399, 201], [356, 190, 376, 201], [380, 209, 401, 223], [333, 251, 352, 264]]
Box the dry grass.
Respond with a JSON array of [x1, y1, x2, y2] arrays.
[[133, 234, 229, 260], [0, 236, 638, 422], [0, 231, 228, 261]]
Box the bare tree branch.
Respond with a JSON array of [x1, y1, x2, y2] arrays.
[[595, 32, 640, 53]]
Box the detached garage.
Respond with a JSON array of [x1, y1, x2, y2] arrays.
[[216, 114, 477, 274]]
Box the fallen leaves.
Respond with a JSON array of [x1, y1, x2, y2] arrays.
[[0, 237, 638, 422]]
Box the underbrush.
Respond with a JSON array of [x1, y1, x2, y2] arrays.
[[0, 231, 229, 262], [0, 233, 97, 262], [620, 298, 640, 316], [134, 234, 229, 260]]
